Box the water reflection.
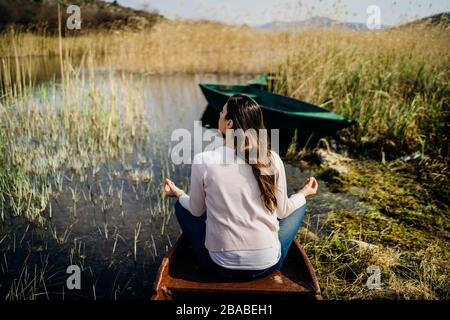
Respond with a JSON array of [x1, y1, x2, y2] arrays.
[[0, 56, 77, 93]]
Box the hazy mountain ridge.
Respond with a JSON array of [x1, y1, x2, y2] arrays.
[[256, 16, 385, 31], [396, 12, 450, 29], [256, 13, 450, 31]]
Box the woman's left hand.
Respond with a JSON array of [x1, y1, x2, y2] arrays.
[[299, 177, 318, 197], [163, 178, 185, 198]]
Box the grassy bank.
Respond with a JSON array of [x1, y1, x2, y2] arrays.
[[299, 159, 449, 299]]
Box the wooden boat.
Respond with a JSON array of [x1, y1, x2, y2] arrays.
[[199, 83, 356, 148], [152, 235, 322, 300]]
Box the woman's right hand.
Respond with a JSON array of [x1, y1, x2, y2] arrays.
[[299, 177, 318, 197], [163, 178, 185, 198]]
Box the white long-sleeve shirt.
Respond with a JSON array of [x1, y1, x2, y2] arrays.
[[179, 146, 305, 256]]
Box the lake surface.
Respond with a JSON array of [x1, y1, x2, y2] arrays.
[[0, 68, 364, 299]]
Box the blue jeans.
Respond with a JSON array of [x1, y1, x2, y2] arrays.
[[174, 200, 307, 280]]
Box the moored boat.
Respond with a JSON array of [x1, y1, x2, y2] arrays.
[[199, 82, 355, 148]]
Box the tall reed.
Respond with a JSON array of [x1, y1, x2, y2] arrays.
[[0, 50, 149, 225], [272, 27, 450, 159]]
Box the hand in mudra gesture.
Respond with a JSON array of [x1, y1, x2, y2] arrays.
[[163, 178, 185, 198], [299, 177, 318, 197]]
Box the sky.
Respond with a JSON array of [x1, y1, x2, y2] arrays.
[[107, 0, 450, 27]]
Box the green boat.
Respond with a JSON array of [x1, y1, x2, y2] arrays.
[[247, 73, 273, 89], [199, 83, 356, 148]]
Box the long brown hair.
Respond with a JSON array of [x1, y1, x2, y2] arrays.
[[224, 94, 278, 212]]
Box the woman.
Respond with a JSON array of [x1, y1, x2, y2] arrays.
[[163, 94, 318, 280]]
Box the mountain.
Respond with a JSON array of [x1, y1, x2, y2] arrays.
[[396, 12, 450, 29], [257, 16, 386, 31], [0, 0, 163, 33]]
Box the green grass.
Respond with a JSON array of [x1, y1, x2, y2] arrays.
[[299, 160, 449, 299]]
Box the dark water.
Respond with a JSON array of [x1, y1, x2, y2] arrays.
[[0, 70, 365, 299]]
